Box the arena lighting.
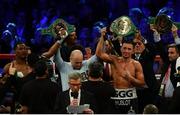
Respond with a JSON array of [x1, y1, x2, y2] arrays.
[[0, 54, 15, 59]]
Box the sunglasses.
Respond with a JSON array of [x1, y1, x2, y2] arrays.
[[69, 83, 81, 86], [134, 42, 142, 45]]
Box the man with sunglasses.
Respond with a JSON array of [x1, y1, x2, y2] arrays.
[[132, 32, 159, 113], [54, 72, 97, 114]]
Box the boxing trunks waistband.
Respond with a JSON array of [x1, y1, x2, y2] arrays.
[[111, 88, 137, 100]]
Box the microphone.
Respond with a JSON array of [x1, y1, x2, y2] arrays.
[[71, 92, 78, 99]]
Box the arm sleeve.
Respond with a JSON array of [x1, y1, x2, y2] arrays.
[[174, 37, 180, 45], [54, 48, 64, 70], [85, 55, 98, 66], [153, 31, 161, 43]]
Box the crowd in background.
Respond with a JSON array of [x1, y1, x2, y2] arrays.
[[1, 0, 180, 114], [0, 0, 180, 71]]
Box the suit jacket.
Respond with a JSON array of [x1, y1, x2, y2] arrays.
[[168, 86, 180, 113], [159, 43, 180, 90], [54, 89, 97, 113], [160, 60, 178, 88], [132, 43, 159, 94]]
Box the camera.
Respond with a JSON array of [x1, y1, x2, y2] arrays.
[[175, 66, 180, 78], [174, 73, 180, 78], [45, 59, 59, 83], [45, 59, 55, 78], [38, 56, 56, 80]]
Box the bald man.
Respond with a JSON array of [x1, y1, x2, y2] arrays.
[[42, 38, 97, 91], [69, 50, 84, 70]]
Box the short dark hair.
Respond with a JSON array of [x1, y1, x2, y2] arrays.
[[143, 104, 159, 114], [168, 43, 179, 53], [34, 59, 47, 77], [121, 38, 135, 48], [88, 61, 103, 78], [14, 41, 25, 50], [27, 53, 40, 68]]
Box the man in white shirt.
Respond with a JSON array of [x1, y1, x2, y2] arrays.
[[54, 72, 97, 114]]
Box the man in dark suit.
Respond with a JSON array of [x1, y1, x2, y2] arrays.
[[157, 43, 180, 113], [54, 72, 97, 114], [153, 25, 180, 113], [132, 32, 159, 113], [168, 86, 180, 113]]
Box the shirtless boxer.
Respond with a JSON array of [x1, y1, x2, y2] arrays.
[[3, 42, 31, 77], [2, 42, 31, 104], [96, 28, 145, 113]]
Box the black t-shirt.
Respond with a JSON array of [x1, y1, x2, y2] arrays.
[[19, 78, 60, 113], [82, 80, 116, 113]]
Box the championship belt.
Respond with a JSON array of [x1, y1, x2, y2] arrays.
[[108, 16, 137, 56], [41, 18, 76, 39], [110, 16, 137, 37], [148, 14, 180, 34]]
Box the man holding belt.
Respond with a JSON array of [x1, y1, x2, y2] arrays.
[[96, 27, 145, 114]]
